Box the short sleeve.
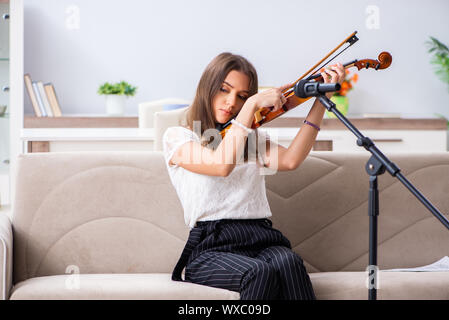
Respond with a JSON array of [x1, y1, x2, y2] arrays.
[[162, 126, 199, 169]]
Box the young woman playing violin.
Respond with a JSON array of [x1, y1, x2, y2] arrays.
[[163, 52, 345, 300]]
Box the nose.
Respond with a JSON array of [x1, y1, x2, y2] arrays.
[[225, 94, 237, 109]]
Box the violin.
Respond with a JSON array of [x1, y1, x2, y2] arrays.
[[218, 31, 392, 137]]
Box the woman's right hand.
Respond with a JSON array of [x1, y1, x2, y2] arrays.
[[247, 83, 291, 112]]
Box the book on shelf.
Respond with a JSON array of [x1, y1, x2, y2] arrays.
[[32, 81, 47, 117], [23, 74, 62, 117], [44, 83, 62, 117], [23, 74, 42, 117], [37, 81, 53, 117]]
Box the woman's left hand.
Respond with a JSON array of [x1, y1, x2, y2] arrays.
[[320, 62, 345, 98]]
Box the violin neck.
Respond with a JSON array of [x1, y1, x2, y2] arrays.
[[306, 59, 358, 81]]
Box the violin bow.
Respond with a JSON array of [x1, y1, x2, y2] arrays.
[[283, 31, 359, 98], [219, 31, 369, 134]]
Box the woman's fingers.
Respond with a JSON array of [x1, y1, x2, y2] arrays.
[[273, 93, 283, 111], [260, 88, 285, 111], [330, 63, 345, 84], [281, 94, 287, 105], [321, 63, 345, 84], [271, 87, 287, 110], [279, 90, 287, 105], [321, 69, 335, 83], [327, 68, 338, 82], [323, 67, 338, 83], [277, 84, 290, 108], [321, 71, 328, 83]]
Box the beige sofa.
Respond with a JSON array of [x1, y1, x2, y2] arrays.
[[1, 151, 449, 300]]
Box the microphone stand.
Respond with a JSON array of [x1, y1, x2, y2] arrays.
[[316, 94, 449, 301]]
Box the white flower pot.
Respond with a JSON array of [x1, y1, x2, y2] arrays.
[[105, 95, 126, 116]]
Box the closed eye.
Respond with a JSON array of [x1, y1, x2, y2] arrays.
[[220, 87, 247, 101]]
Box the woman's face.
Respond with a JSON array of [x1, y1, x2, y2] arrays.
[[212, 70, 250, 124]]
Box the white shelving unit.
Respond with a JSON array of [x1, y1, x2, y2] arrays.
[[0, 117, 9, 206], [2, 0, 23, 209], [0, 0, 10, 206]]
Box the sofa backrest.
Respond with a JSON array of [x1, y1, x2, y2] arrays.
[[264, 152, 449, 273], [12, 152, 189, 284], [153, 106, 189, 151], [11, 151, 449, 284]]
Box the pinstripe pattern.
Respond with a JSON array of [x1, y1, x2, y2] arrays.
[[173, 219, 315, 300]]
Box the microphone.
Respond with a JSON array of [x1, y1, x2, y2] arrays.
[[294, 80, 341, 98]]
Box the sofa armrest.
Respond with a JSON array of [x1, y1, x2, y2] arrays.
[[0, 213, 13, 300]]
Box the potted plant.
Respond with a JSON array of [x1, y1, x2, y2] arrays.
[[426, 37, 449, 129], [427, 36, 449, 151], [325, 70, 358, 118], [97, 81, 137, 115]]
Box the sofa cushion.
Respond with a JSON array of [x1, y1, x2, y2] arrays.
[[9, 273, 240, 300], [10, 271, 449, 300], [310, 271, 449, 300]]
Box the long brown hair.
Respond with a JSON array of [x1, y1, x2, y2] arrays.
[[184, 52, 264, 164]]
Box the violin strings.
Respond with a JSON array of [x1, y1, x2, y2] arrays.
[[279, 44, 350, 100], [306, 42, 354, 81]]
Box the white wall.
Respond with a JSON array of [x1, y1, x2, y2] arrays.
[[23, 0, 449, 119]]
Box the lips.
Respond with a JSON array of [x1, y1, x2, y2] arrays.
[[220, 109, 232, 115]]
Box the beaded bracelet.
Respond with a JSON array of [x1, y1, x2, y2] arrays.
[[231, 119, 254, 134], [303, 119, 321, 131]]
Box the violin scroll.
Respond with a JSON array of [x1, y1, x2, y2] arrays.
[[354, 51, 392, 71], [376, 51, 393, 69]]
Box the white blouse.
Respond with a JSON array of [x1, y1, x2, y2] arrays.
[[162, 126, 273, 228]]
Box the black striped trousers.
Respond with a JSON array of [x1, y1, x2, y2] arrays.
[[172, 218, 316, 300]]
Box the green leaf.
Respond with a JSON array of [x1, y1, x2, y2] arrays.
[[97, 81, 137, 96], [427, 36, 449, 91]]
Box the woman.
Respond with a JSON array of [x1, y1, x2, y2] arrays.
[[163, 52, 344, 300]]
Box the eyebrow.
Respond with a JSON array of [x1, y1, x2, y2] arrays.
[[223, 81, 249, 94]]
